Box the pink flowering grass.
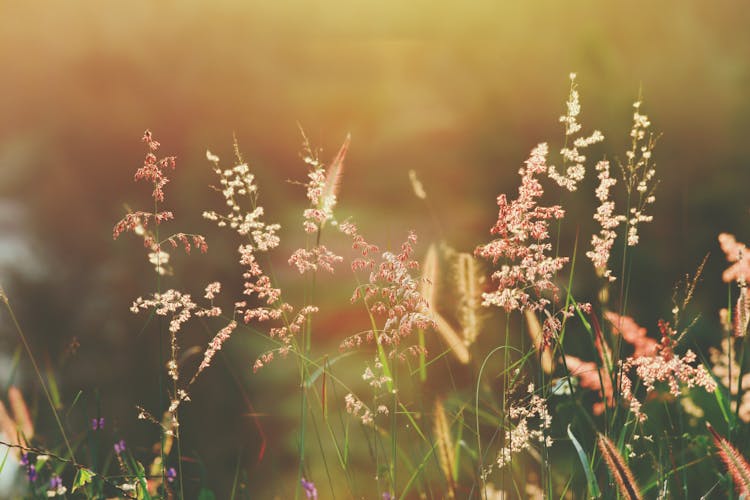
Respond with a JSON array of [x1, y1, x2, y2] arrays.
[[2, 77, 749, 500]]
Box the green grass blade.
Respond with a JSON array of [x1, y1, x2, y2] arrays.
[[567, 424, 601, 498]]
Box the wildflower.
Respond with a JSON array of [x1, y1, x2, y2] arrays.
[[719, 233, 750, 283], [114, 131, 207, 274], [195, 320, 237, 376], [47, 475, 66, 497], [27, 464, 37, 482], [619, 320, 716, 421], [476, 143, 568, 312], [134, 130, 175, 202], [341, 231, 433, 358], [490, 383, 552, 473], [166, 467, 177, 483], [91, 417, 104, 430], [300, 477, 318, 499], [204, 281, 221, 300], [618, 99, 658, 247], [344, 393, 374, 425], [114, 439, 126, 455], [288, 246, 343, 274], [204, 146, 302, 360], [361, 362, 392, 389]]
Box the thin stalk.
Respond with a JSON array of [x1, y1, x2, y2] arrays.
[[0, 289, 76, 464], [153, 194, 169, 494]]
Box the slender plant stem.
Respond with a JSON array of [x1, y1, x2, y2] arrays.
[[0, 288, 76, 464]]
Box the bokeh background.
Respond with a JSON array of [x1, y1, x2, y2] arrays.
[[1, 0, 749, 496]]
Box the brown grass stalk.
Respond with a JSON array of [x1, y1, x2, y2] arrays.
[[597, 434, 642, 500], [434, 313, 470, 364], [433, 397, 456, 498], [524, 310, 554, 374], [707, 422, 750, 495], [455, 252, 482, 346], [420, 244, 439, 309]]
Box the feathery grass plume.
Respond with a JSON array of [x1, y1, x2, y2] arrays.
[[486, 383, 552, 476], [618, 319, 717, 421], [341, 231, 433, 361], [420, 243, 439, 309], [549, 73, 604, 192], [297, 129, 349, 232], [476, 143, 568, 312], [113, 131, 208, 272], [454, 251, 484, 346], [433, 313, 470, 364], [319, 133, 350, 215], [735, 285, 750, 338], [204, 146, 317, 372], [707, 422, 750, 496], [419, 243, 470, 363], [433, 397, 456, 498], [710, 338, 750, 422], [586, 160, 622, 281], [524, 310, 554, 374], [289, 134, 347, 272], [618, 98, 658, 247], [597, 433, 642, 500], [409, 169, 427, 199]]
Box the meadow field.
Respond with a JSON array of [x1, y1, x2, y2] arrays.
[[1, 1, 750, 498]]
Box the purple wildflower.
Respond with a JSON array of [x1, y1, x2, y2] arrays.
[[300, 477, 318, 499], [50, 475, 62, 489], [27, 464, 37, 482], [166, 467, 177, 483], [114, 439, 126, 455], [91, 417, 105, 430], [20, 452, 29, 466]]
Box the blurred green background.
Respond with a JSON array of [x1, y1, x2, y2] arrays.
[[1, 0, 749, 496]]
